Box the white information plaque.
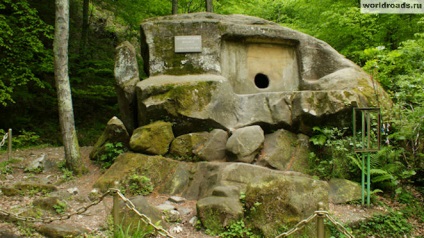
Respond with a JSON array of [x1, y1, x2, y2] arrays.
[[174, 35, 202, 53]]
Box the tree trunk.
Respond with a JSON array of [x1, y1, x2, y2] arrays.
[[205, 0, 213, 12], [172, 0, 178, 14], [79, 0, 89, 56], [54, 0, 86, 175]]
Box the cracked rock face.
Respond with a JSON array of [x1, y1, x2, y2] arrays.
[[136, 12, 391, 135]]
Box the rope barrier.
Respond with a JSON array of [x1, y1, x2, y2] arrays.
[[0, 183, 353, 238], [0, 188, 175, 238], [0, 131, 8, 148], [275, 209, 354, 238]]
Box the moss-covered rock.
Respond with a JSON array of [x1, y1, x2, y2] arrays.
[[13, 183, 58, 194], [169, 132, 209, 160], [93, 152, 196, 196], [329, 178, 362, 204], [90, 116, 130, 161], [244, 176, 329, 237], [129, 121, 174, 155], [113, 195, 165, 235], [32, 197, 63, 213], [196, 196, 243, 234], [257, 129, 310, 173]]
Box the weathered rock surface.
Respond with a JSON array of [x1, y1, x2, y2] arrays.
[[129, 121, 174, 155], [32, 197, 62, 213], [114, 41, 140, 133], [24, 154, 45, 173], [196, 196, 244, 233], [136, 13, 391, 135], [89, 116, 130, 161], [193, 129, 228, 162], [257, 129, 309, 173], [114, 195, 166, 232], [95, 152, 330, 236], [36, 224, 89, 238], [329, 178, 362, 204], [170, 132, 209, 160], [226, 125, 264, 163], [245, 176, 328, 237]]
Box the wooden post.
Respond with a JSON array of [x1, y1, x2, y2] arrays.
[[316, 202, 325, 238], [8, 129, 12, 160], [113, 181, 120, 237]]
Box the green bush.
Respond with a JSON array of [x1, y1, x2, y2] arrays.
[[115, 221, 155, 238], [126, 174, 154, 196], [99, 142, 125, 169], [219, 220, 260, 238], [353, 211, 412, 238], [308, 127, 360, 180]]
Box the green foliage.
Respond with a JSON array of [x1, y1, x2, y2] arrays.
[[53, 201, 67, 214], [361, 32, 424, 190], [219, 220, 260, 238], [10, 130, 41, 149], [308, 127, 359, 180], [0, 160, 13, 174], [99, 142, 125, 169], [58, 160, 74, 181], [353, 211, 412, 238], [17, 222, 42, 238], [115, 221, 155, 238], [0, 0, 53, 106], [126, 174, 154, 196]]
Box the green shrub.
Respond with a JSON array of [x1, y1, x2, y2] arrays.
[[219, 220, 260, 238], [53, 201, 67, 214], [126, 174, 154, 196], [115, 221, 155, 238], [99, 142, 125, 169], [353, 211, 412, 238], [308, 127, 359, 180]]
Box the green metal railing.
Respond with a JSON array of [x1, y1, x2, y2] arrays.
[[353, 108, 381, 206]]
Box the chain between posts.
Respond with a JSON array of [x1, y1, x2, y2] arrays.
[[0, 189, 112, 223], [0, 131, 8, 148], [110, 188, 175, 238], [0, 188, 175, 238], [1, 186, 351, 238], [275, 210, 354, 238], [275, 213, 317, 238]]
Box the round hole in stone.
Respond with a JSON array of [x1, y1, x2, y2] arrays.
[[254, 73, 270, 89]]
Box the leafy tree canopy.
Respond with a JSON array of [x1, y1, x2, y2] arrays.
[[0, 0, 53, 106]]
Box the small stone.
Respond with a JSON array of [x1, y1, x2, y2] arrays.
[[168, 196, 186, 204], [171, 225, 183, 233], [88, 189, 100, 201], [166, 210, 181, 223], [189, 216, 198, 226], [179, 207, 192, 216], [67, 187, 79, 195], [6, 174, 14, 180], [156, 203, 175, 211]]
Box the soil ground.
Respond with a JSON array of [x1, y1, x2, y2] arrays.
[[0, 147, 422, 237]]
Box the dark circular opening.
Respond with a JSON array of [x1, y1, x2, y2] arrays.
[[254, 73, 270, 89]]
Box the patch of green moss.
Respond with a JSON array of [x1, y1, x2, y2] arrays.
[[150, 81, 215, 117], [201, 207, 228, 234], [94, 153, 196, 195], [244, 181, 300, 237]]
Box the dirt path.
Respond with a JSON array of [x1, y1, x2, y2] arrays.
[[1, 147, 422, 237], [0, 147, 215, 237]]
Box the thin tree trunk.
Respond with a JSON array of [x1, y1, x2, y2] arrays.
[[172, 0, 178, 14], [54, 0, 86, 175], [205, 0, 213, 12], [79, 0, 89, 56]]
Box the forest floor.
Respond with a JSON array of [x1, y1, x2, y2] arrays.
[[0, 147, 422, 237]]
